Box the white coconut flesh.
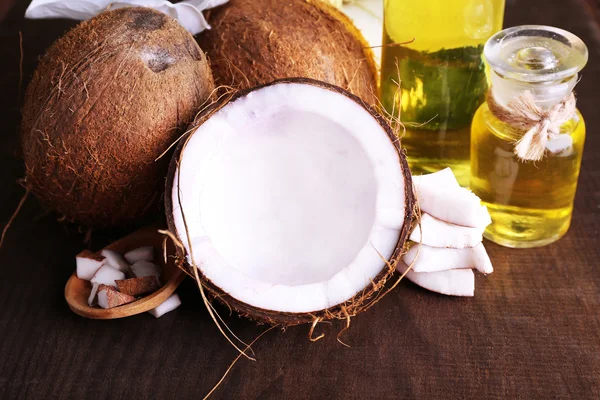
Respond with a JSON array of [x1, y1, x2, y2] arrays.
[[171, 82, 408, 313]]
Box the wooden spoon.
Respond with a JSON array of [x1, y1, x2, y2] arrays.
[[65, 227, 185, 319]]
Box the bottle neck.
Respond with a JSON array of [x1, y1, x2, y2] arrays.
[[489, 72, 578, 110]]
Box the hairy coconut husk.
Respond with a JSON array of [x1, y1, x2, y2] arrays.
[[198, 0, 378, 106], [165, 78, 415, 327], [21, 7, 215, 228]]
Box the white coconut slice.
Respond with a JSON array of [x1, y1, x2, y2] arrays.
[[412, 168, 491, 228], [76, 250, 105, 281], [100, 249, 130, 273], [130, 260, 161, 279], [415, 184, 491, 229], [167, 79, 414, 324], [90, 265, 126, 288], [148, 293, 182, 318], [412, 168, 459, 189], [124, 246, 154, 264], [403, 243, 493, 275], [397, 261, 475, 297], [410, 213, 484, 248]]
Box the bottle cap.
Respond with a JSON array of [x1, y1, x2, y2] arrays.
[[485, 25, 588, 83]]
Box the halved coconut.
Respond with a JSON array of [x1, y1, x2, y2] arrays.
[[166, 78, 414, 326]]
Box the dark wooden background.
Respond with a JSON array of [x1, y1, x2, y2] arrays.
[[1, 0, 599, 399]]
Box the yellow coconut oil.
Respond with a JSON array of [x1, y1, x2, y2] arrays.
[[380, 0, 505, 186], [471, 26, 588, 248]]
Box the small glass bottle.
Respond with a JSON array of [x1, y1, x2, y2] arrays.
[[471, 26, 588, 248], [380, 0, 505, 187]]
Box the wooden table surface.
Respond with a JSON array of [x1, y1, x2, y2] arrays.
[[1, 0, 599, 399]]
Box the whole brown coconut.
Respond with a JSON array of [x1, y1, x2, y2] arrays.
[[198, 0, 378, 105], [21, 7, 215, 228]]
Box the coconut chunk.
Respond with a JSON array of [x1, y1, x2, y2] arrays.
[[412, 168, 459, 189], [148, 294, 181, 318], [124, 246, 154, 264], [91, 265, 126, 288], [100, 249, 130, 273], [116, 276, 161, 297], [97, 285, 136, 309], [88, 282, 99, 306], [397, 261, 474, 297], [130, 260, 161, 279], [403, 243, 493, 274], [410, 213, 484, 248], [76, 250, 105, 281]]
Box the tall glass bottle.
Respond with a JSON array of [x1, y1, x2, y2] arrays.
[[471, 26, 588, 248], [380, 0, 505, 186]]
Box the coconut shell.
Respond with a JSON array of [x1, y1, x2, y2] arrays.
[[21, 7, 215, 228], [165, 78, 415, 326], [198, 0, 378, 106]]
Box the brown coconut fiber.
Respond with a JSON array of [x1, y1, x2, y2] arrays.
[[21, 7, 215, 228]]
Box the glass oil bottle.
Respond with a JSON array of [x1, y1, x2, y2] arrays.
[[380, 0, 505, 186], [471, 26, 588, 248]]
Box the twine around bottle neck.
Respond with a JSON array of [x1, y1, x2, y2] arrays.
[[487, 89, 577, 162]]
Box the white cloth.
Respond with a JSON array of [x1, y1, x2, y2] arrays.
[[25, 0, 228, 34]]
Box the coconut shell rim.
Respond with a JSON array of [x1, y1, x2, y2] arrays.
[[165, 77, 415, 326]]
